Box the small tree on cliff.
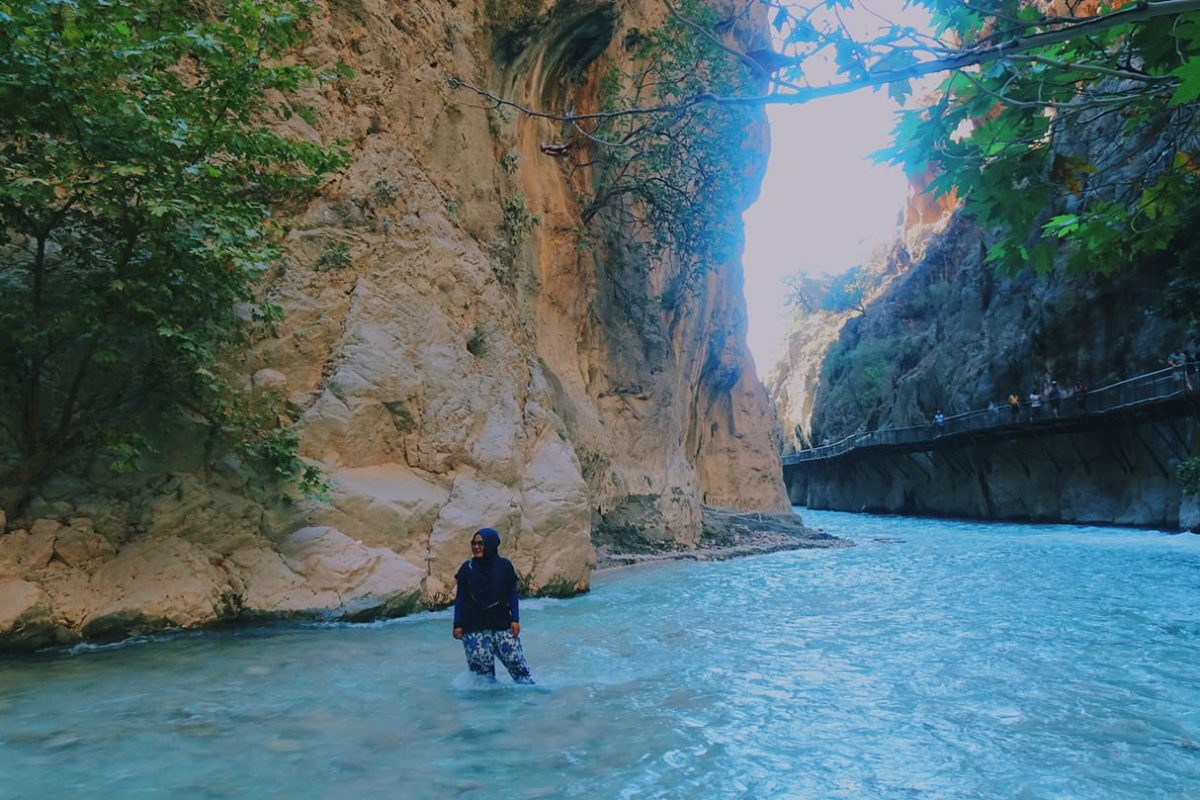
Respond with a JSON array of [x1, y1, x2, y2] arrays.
[[579, 3, 763, 310], [0, 0, 348, 509]]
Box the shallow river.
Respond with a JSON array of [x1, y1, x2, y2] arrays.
[[2, 510, 1199, 799]]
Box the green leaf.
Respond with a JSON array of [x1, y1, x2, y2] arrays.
[[886, 79, 912, 105], [1169, 61, 1200, 105], [1043, 214, 1079, 238], [871, 49, 918, 75], [787, 21, 820, 44]]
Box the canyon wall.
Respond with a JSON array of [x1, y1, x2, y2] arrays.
[[0, 0, 791, 650], [769, 202, 1196, 527], [787, 411, 1199, 529], [802, 214, 1188, 441]]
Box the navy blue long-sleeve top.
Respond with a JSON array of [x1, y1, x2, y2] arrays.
[[452, 557, 520, 632]]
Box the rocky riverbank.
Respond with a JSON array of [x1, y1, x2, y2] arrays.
[[0, 505, 847, 653], [595, 506, 850, 569], [0, 507, 425, 653]]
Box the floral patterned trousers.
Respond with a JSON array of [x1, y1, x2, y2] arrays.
[[461, 629, 534, 683]]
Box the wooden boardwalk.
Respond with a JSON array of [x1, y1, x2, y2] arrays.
[[783, 365, 1200, 467]]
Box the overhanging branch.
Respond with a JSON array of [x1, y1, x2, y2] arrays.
[[450, 0, 1200, 121]]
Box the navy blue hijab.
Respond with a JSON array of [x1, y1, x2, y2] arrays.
[[466, 527, 504, 608]]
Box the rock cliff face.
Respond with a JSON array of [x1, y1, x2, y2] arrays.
[[789, 414, 1198, 529], [0, 0, 791, 650], [806, 213, 1187, 439], [766, 238, 913, 454], [770, 207, 1196, 527], [767, 309, 854, 454]]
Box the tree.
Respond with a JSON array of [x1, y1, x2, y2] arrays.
[[828, 266, 884, 314], [877, 0, 1200, 276], [581, 8, 758, 311], [0, 0, 348, 510], [783, 272, 831, 314], [784, 266, 884, 315]]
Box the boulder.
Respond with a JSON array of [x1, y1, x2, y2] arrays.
[[0, 531, 29, 579], [513, 433, 594, 594], [251, 368, 288, 393], [0, 580, 68, 651], [234, 526, 423, 619], [28, 519, 62, 565], [81, 538, 238, 640], [1181, 494, 1200, 533]]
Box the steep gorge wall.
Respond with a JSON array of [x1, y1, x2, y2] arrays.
[[0, 0, 789, 649], [770, 206, 1196, 526], [788, 413, 1199, 529], [806, 215, 1187, 440]]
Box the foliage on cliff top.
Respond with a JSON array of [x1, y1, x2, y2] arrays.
[[1178, 456, 1200, 496], [785, 265, 887, 316], [0, 0, 349, 508]]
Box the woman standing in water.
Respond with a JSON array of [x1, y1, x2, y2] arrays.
[[452, 528, 535, 684]]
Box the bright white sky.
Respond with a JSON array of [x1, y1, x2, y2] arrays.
[[741, 0, 933, 376], [743, 95, 908, 374]]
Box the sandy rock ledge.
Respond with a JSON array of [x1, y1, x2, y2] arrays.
[[0, 517, 427, 652]]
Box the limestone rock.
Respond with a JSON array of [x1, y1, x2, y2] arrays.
[[28, 526, 59, 574], [316, 463, 450, 562], [0, 580, 66, 651], [53, 521, 117, 568], [250, 368, 288, 393], [233, 526, 422, 619], [0, 532, 30, 578], [0, 580, 47, 627], [0, 0, 799, 648], [424, 475, 524, 604], [794, 425, 1196, 528], [81, 539, 237, 640], [1179, 495, 1200, 533], [135, 475, 265, 545], [513, 433, 594, 595]]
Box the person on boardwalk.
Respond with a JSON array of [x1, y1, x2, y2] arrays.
[[1028, 391, 1043, 420], [1169, 348, 1193, 390], [1008, 392, 1020, 419], [1046, 380, 1060, 417], [452, 527, 534, 684]]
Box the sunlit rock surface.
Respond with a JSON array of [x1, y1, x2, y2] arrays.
[[0, 0, 795, 650]]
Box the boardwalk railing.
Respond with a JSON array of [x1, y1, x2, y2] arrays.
[[782, 363, 1197, 466]]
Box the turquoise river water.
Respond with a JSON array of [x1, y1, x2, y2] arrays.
[[1, 510, 1199, 799]]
